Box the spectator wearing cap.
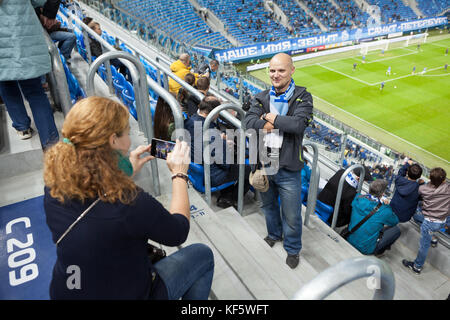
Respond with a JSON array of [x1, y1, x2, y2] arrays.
[[318, 166, 373, 227]]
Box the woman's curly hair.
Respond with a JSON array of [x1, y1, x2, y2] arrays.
[[44, 96, 138, 204]]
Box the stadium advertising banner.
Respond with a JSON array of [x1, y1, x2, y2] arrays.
[[214, 16, 448, 63]]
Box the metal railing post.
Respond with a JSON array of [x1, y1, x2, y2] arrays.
[[330, 163, 365, 230], [85, 51, 161, 196], [303, 143, 319, 227], [43, 31, 73, 116], [203, 103, 246, 214], [292, 256, 395, 300]]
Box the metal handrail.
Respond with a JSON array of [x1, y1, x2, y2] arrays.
[[85, 50, 164, 196], [203, 103, 246, 214], [303, 143, 320, 227], [330, 163, 365, 230], [43, 31, 73, 116], [65, 4, 242, 140], [100, 29, 242, 129], [292, 256, 395, 300]]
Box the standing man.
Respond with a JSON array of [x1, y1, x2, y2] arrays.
[[380, 81, 385, 91], [196, 59, 219, 78], [169, 53, 199, 95], [244, 53, 313, 269], [353, 62, 357, 71]]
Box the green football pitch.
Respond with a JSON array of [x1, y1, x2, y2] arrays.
[[250, 35, 450, 172]]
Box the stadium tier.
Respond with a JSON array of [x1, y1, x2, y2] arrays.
[[272, 0, 321, 37], [195, 0, 291, 45], [304, 0, 353, 31], [416, 0, 450, 17], [115, 0, 231, 48], [365, 0, 417, 23], [333, 0, 370, 27]]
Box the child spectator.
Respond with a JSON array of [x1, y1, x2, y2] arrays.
[[402, 167, 450, 274], [389, 159, 423, 223]]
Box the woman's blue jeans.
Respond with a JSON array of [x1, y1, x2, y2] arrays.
[[260, 168, 303, 256], [0, 77, 59, 149], [153, 243, 214, 300]]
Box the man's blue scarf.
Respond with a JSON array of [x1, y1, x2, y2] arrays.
[[269, 79, 295, 116]]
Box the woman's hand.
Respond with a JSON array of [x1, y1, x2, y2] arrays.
[[166, 140, 190, 175], [129, 144, 153, 177]]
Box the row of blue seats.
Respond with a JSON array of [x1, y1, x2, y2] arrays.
[[59, 54, 86, 104]]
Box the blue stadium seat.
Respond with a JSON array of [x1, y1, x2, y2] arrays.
[[314, 199, 334, 225], [113, 72, 126, 101], [187, 163, 236, 194], [122, 81, 136, 118]]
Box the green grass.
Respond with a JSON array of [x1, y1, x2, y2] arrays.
[[250, 36, 450, 171]]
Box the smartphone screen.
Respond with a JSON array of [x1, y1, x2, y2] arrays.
[[150, 138, 175, 160]]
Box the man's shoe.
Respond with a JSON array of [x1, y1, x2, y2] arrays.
[[286, 254, 300, 269], [402, 259, 422, 275], [263, 236, 276, 247], [17, 128, 33, 140], [216, 196, 234, 208]]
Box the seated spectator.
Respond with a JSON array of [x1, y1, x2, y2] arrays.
[[185, 76, 212, 117], [169, 53, 199, 95], [36, 0, 76, 64], [43, 96, 214, 299], [177, 73, 196, 115], [82, 16, 93, 25], [88, 21, 131, 81], [0, 0, 59, 149], [347, 179, 401, 256], [317, 166, 373, 227], [184, 96, 251, 208], [389, 159, 423, 223], [403, 167, 450, 274], [195, 59, 219, 78], [153, 97, 175, 142]]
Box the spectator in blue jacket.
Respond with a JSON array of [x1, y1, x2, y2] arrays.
[[389, 159, 423, 222], [347, 179, 400, 256]]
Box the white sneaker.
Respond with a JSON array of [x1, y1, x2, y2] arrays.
[[17, 128, 33, 140]]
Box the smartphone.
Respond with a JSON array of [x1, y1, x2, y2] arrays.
[[150, 138, 175, 160]]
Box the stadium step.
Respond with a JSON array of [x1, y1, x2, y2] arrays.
[[397, 221, 450, 279], [244, 210, 375, 299], [156, 189, 298, 299]]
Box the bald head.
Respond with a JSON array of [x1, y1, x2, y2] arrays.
[[180, 53, 191, 66], [269, 53, 295, 93], [270, 53, 294, 68]]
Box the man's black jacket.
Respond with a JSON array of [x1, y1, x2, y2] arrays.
[[243, 85, 313, 172]]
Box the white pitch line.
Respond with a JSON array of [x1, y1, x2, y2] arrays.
[[366, 51, 418, 64], [429, 42, 450, 49], [312, 95, 450, 164], [317, 63, 372, 85], [371, 66, 445, 85]]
